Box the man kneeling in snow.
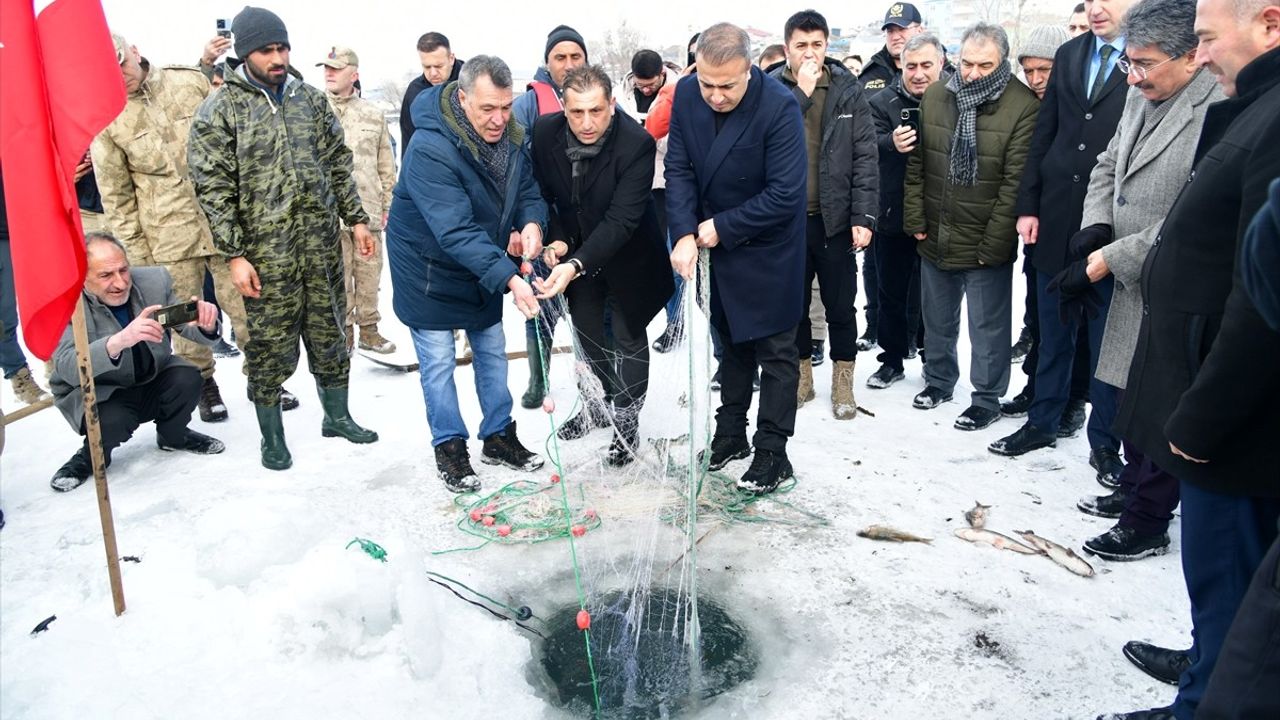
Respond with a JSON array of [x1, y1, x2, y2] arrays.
[[48, 232, 225, 492]]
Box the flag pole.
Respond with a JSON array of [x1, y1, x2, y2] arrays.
[[72, 296, 126, 616]]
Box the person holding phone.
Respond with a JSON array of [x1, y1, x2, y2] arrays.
[[47, 234, 225, 493]]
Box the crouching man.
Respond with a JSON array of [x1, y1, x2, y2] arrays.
[[49, 233, 225, 491]]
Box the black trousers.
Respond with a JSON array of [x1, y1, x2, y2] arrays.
[[77, 363, 202, 462], [1117, 435, 1180, 536], [716, 324, 798, 454], [862, 235, 879, 335], [873, 230, 923, 371], [569, 280, 650, 414], [1022, 265, 1090, 401], [795, 214, 858, 361]]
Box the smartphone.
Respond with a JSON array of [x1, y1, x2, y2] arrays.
[[156, 300, 198, 329], [215, 18, 232, 39], [900, 108, 921, 133]]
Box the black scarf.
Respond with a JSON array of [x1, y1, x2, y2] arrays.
[[944, 61, 1013, 186], [448, 86, 510, 188], [564, 118, 615, 205]]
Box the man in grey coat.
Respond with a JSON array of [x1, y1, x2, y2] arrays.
[[1053, 0, 1223, 567], [48, 233, 225, 492]]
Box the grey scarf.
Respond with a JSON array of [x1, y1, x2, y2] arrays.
[[945, 62, 1013, 186], [564, 119, 615, 205], [448, 86, 510, 188]]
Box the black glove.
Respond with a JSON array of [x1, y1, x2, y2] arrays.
[[1047, 259, 1103, 325], [1068, 223, 1113, 260]]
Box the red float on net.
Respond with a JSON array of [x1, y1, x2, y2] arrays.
[[482, 516, 495, 527], [542, 397, 556, 414], [576, 609, 591, 630], [469, 509, 482, 522], [497, 525, 512, 537], [520, 261, 533, 276], [550, 473, 561, 484], [571, 525, 586, 537]]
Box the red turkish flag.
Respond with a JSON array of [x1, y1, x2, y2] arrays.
[[0, 0, 125, 360]]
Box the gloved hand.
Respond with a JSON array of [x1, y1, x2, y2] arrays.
[[1068, 223, 1113, 260], [1047, 259, 1103, 325]]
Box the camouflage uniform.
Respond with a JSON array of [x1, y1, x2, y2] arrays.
[[325, 90, 395, 329], [91, 61, 250, 381], [187, 61, 369, 406]]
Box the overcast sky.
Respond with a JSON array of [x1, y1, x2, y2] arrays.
[[99, 0, 890, 86]]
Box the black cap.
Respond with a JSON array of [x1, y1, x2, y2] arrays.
[[881, 3, 923, 30], [544, 25, 588, 63], [232, 6, 290, 58]]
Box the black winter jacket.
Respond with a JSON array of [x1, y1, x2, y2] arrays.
[[398, 58, 464, 159], [868, 80, 921, 236], [860, 46, 898, 94]]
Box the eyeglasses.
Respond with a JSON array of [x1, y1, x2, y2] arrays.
[[634, 76, 665, 93], [1116, 54, 1180, 81]]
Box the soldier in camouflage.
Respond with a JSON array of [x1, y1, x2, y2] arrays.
[[317, 46, 397, 355], [188, 6, 378, 471], [92, 33, 253, 424]]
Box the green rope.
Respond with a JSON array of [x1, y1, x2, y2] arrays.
[[346, 537, 388, 562]]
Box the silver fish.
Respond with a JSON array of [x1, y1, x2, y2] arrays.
[[1015, 530, 1097, 578], [953, 527, 1040, 554], [857, 524, 933, 544], [964, 501, 993, 529]]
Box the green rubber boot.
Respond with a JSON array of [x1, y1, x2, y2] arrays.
[[520, 340, 547, 409], [254, 403, 292, 470], [318, 386, 379, 443]]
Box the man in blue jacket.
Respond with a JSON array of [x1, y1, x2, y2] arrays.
[[386, 55, 548, 493], [667, 23, 807, 495]]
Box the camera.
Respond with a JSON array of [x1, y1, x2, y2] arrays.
[[215, 18, 232, 39]]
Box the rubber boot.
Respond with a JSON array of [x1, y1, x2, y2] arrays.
[[318, 386, 379, 443], [254, 403, 292, 470], [520, 340, 547, 409], [797, 358, 816, 407]]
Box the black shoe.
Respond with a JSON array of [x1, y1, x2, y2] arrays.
[[866, 364, 904, 389], [605, 415, 639, 467], [906, 343, 919, 360], [434, 438, 480, 493], [198, 377, 229, 422], [1095, 707, 1175, 720], [481, 421, 544, 472], [281, 388, 300, 411], [1120, 641, 1190, 686], [1084, 527, 1171, 562], [652, 322, 683, 353], [1090, 447, 1125, 489], [912, 385, 953, 410], [736, 449, 793, 495], [810, 340, 825, 367], [211, 337, 241, 358], [1077, 488, 1128, 519], [856, 329, 877, 352], [703, 435, 751, 471], [1000, 387, 1034, 417], [988, 423, 1057, 456], [1010, 327, 1032, 365], [710, 369, 722, 391], [753, 368, 761, 392], [157, 429, 226, 455], [955, 405, 1001, 431], [556, 404, 612, 441], [50, 449, 93, 492], [1058, 398, 1087, 438]]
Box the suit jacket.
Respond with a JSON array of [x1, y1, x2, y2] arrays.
[[531, 111, 674, 326], [664, 66, 807, 343], [1015, 32, 1128, 276], [49, 266, 214, 431], [1084, 71, 1223, 388], [1115, 47, 1280, 496]]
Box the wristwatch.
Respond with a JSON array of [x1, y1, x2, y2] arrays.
[[568, 258, 585, 278]]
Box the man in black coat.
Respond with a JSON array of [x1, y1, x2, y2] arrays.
[[666, 23, 807, 495], [531, 65, 673, 466], [989, 0, 1134, 481], [1097, 0, 1280, 716], [399, 32, 463, 159], [769, 10, 879, 421]]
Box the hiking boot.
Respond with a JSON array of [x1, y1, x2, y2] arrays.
[[434, 438, 480, 493], [281, 388, 300, 411], [856, 328, 878, 352], [318, 386, 378, 443], [736, 449, 793, 495], [1010, 326, 1033, 364], [556, 403, 612, 441], [198, 377, 229, 422], [481, 421, 544, 471], [831, 360, 856, 420], [955, 405, 1001, 431], [1083, 526, 1171, 562], [358, 325, 396, 354], [1077, 488, 1127, 519], [810, 340, 825, 367], [1058, 397, 1087, 438], [521, 340, 547, 409], [702, 435, 751, 471], [254, 403, 292, 471], [912, 385, 953, 410], [1091, 447, 1125, 489], [797, 358, 816, 407], [1121, 641, 1189, 685], [988, 423, 1057, 456], [211, 336, 241, 358], [50, 449, 93, 492], [9, 366, 50, 405], [1000, 386, 1034, 417], [867, 364, 904, 389], [157, 429, 225, 455], [605, 410, 639, 467], [651, 322, 683, 353]]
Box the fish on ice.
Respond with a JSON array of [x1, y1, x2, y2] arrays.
[[857, 525, 933, 544], [953, 527, 1040, 554], [1015, 530, 1097, 578], [964, 501, 992, 529]]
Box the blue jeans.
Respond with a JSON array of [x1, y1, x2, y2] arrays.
[[663, 232, 685, 321], [409, 322, 512, 447], [0, 240, 29, 377]]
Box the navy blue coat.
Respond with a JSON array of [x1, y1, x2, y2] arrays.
[[386, 83, 547, 331], [664, 66, 807, 343]]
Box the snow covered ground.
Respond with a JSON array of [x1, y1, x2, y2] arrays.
[[0, 256, 1189, 719]]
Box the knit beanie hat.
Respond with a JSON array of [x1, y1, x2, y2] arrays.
[[1017, 25, 1069, 63], [232, 6, 290, 58], [544, 25, 588, 63]]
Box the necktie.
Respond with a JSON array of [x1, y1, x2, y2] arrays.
[[1089, 44, 1115, 103]]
